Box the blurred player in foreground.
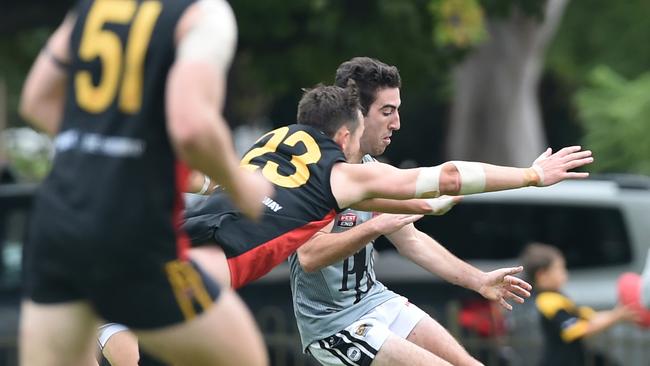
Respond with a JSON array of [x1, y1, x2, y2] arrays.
[[18, 0, 272, 365]]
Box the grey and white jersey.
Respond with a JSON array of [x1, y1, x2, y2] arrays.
[[289, 155, 398, 349]]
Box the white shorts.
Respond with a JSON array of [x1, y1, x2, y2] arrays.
[[308, 296, 427, 366], [97, 323, 129, 349]]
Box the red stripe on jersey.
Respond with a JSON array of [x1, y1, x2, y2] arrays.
[[228, 210, 337, 289], [174, 162, 191, 260]]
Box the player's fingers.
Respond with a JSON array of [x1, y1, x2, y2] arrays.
[[562, 150, 592, 162], [565, 172, 590, 179], [505, 291, 525, 304], [507, 275, 532, 291], [507, 284, 531, 298], [565, 157, 594, 171], [396, 214, 422, 224], [503, 266, 524, 276], [499, 298, 513, 311], [554, 146, 582, 157]]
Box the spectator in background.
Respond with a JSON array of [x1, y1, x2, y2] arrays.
[[520, 242, 637, 366]]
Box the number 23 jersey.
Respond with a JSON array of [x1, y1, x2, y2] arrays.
[[183, 124, 347, 288]]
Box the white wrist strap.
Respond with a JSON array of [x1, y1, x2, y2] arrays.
[[198, 175, 211, 195]]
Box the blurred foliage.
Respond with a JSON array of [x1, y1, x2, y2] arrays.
[[547, 0, 650, 86], [0, 28, 50, 126], [576, 67, 650, 175], [0, 0, 648, 173], [0, 128, 52, 182], [429, 0, 486, 48]]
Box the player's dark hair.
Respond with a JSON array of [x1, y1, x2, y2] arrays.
[[520, 242, 564, 285], [297, 81, 361, 138], [334, 57, 401, 116]]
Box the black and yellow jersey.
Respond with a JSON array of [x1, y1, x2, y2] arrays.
[[34, 0, 196, 257], [535, 290, 596, 366], [183, 124, 347, 288]]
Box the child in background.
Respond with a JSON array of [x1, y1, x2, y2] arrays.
[[520, 242, 637, 366]]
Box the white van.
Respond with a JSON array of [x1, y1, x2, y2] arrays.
[[373, 175, 650, 365]]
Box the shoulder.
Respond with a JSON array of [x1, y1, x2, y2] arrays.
[[536, 291, 575, 318]]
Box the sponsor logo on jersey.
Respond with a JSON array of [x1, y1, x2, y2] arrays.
[[346, 346, 362, 361], [262, 196, 283, 212], [338, 213, 357, 227], [355, 323, 371, 337]]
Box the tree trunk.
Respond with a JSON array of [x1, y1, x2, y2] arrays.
[[445, 0, 569, 166]]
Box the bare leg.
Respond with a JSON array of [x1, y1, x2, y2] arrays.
[[135, 288, 268, 366], [189, 246, 231, 287], [371, 334, 453, 366], [20, 300, 99, 366], [406, 315, 483, 366], [102, 330, 140, 366]]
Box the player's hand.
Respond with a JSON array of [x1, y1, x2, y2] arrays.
[[477, 266, 532, 311], [530, 146, 593, 187], [424, 195, 462, 216], [614, 303, 642, 324], [370, 214, 423, 236], [230, 170, 274, 220]]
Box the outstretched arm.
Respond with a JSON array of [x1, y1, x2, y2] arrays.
[[350, 196, 461, 216], [296, 214, 422, 273], [387, 225, 532, 310], [331, 146, 593, 209]]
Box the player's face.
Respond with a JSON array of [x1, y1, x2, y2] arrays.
[[343, 110, 365, 162], [542, 256, 568, 290], [360, 87, 401, 158]]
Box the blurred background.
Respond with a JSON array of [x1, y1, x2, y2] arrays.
[[0, 0, 649, 365]]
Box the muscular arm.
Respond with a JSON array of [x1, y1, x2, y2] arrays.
[[387, 226, 532, 310], [350, 196, 461, 216], [331, 147, 593, 209], [167, 0, 271, 218], [19, 13, 75, 136], [386, 225, 483, 292]]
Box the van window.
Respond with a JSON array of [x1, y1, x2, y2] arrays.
[[377, 203, 632, 269]]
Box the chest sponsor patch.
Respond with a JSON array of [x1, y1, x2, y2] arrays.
[[337, 213, 357, 227]]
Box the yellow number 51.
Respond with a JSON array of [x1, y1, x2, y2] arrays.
[[75, 0, 161, 114]]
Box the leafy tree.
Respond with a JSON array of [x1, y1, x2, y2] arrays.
[[576, 67, 650, 175]]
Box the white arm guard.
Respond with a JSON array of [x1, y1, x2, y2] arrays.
[[424, 196, 456, 215], [177, 0, 237, 73], [415, 166, 441, 198], [450, 161, 486, 195]]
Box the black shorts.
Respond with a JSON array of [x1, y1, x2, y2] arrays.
[[23, 206, 221, 329]]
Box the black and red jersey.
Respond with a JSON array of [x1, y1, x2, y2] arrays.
[[33, 0, 196, 259], [183, 124, 346, 288]]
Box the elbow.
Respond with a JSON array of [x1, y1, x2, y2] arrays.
[[297, 252, 320, 273], [168, 115, 205, 156], [438, 162, 462, 195]]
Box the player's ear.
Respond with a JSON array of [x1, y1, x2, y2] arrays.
[[332, 125, 351, 150]]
